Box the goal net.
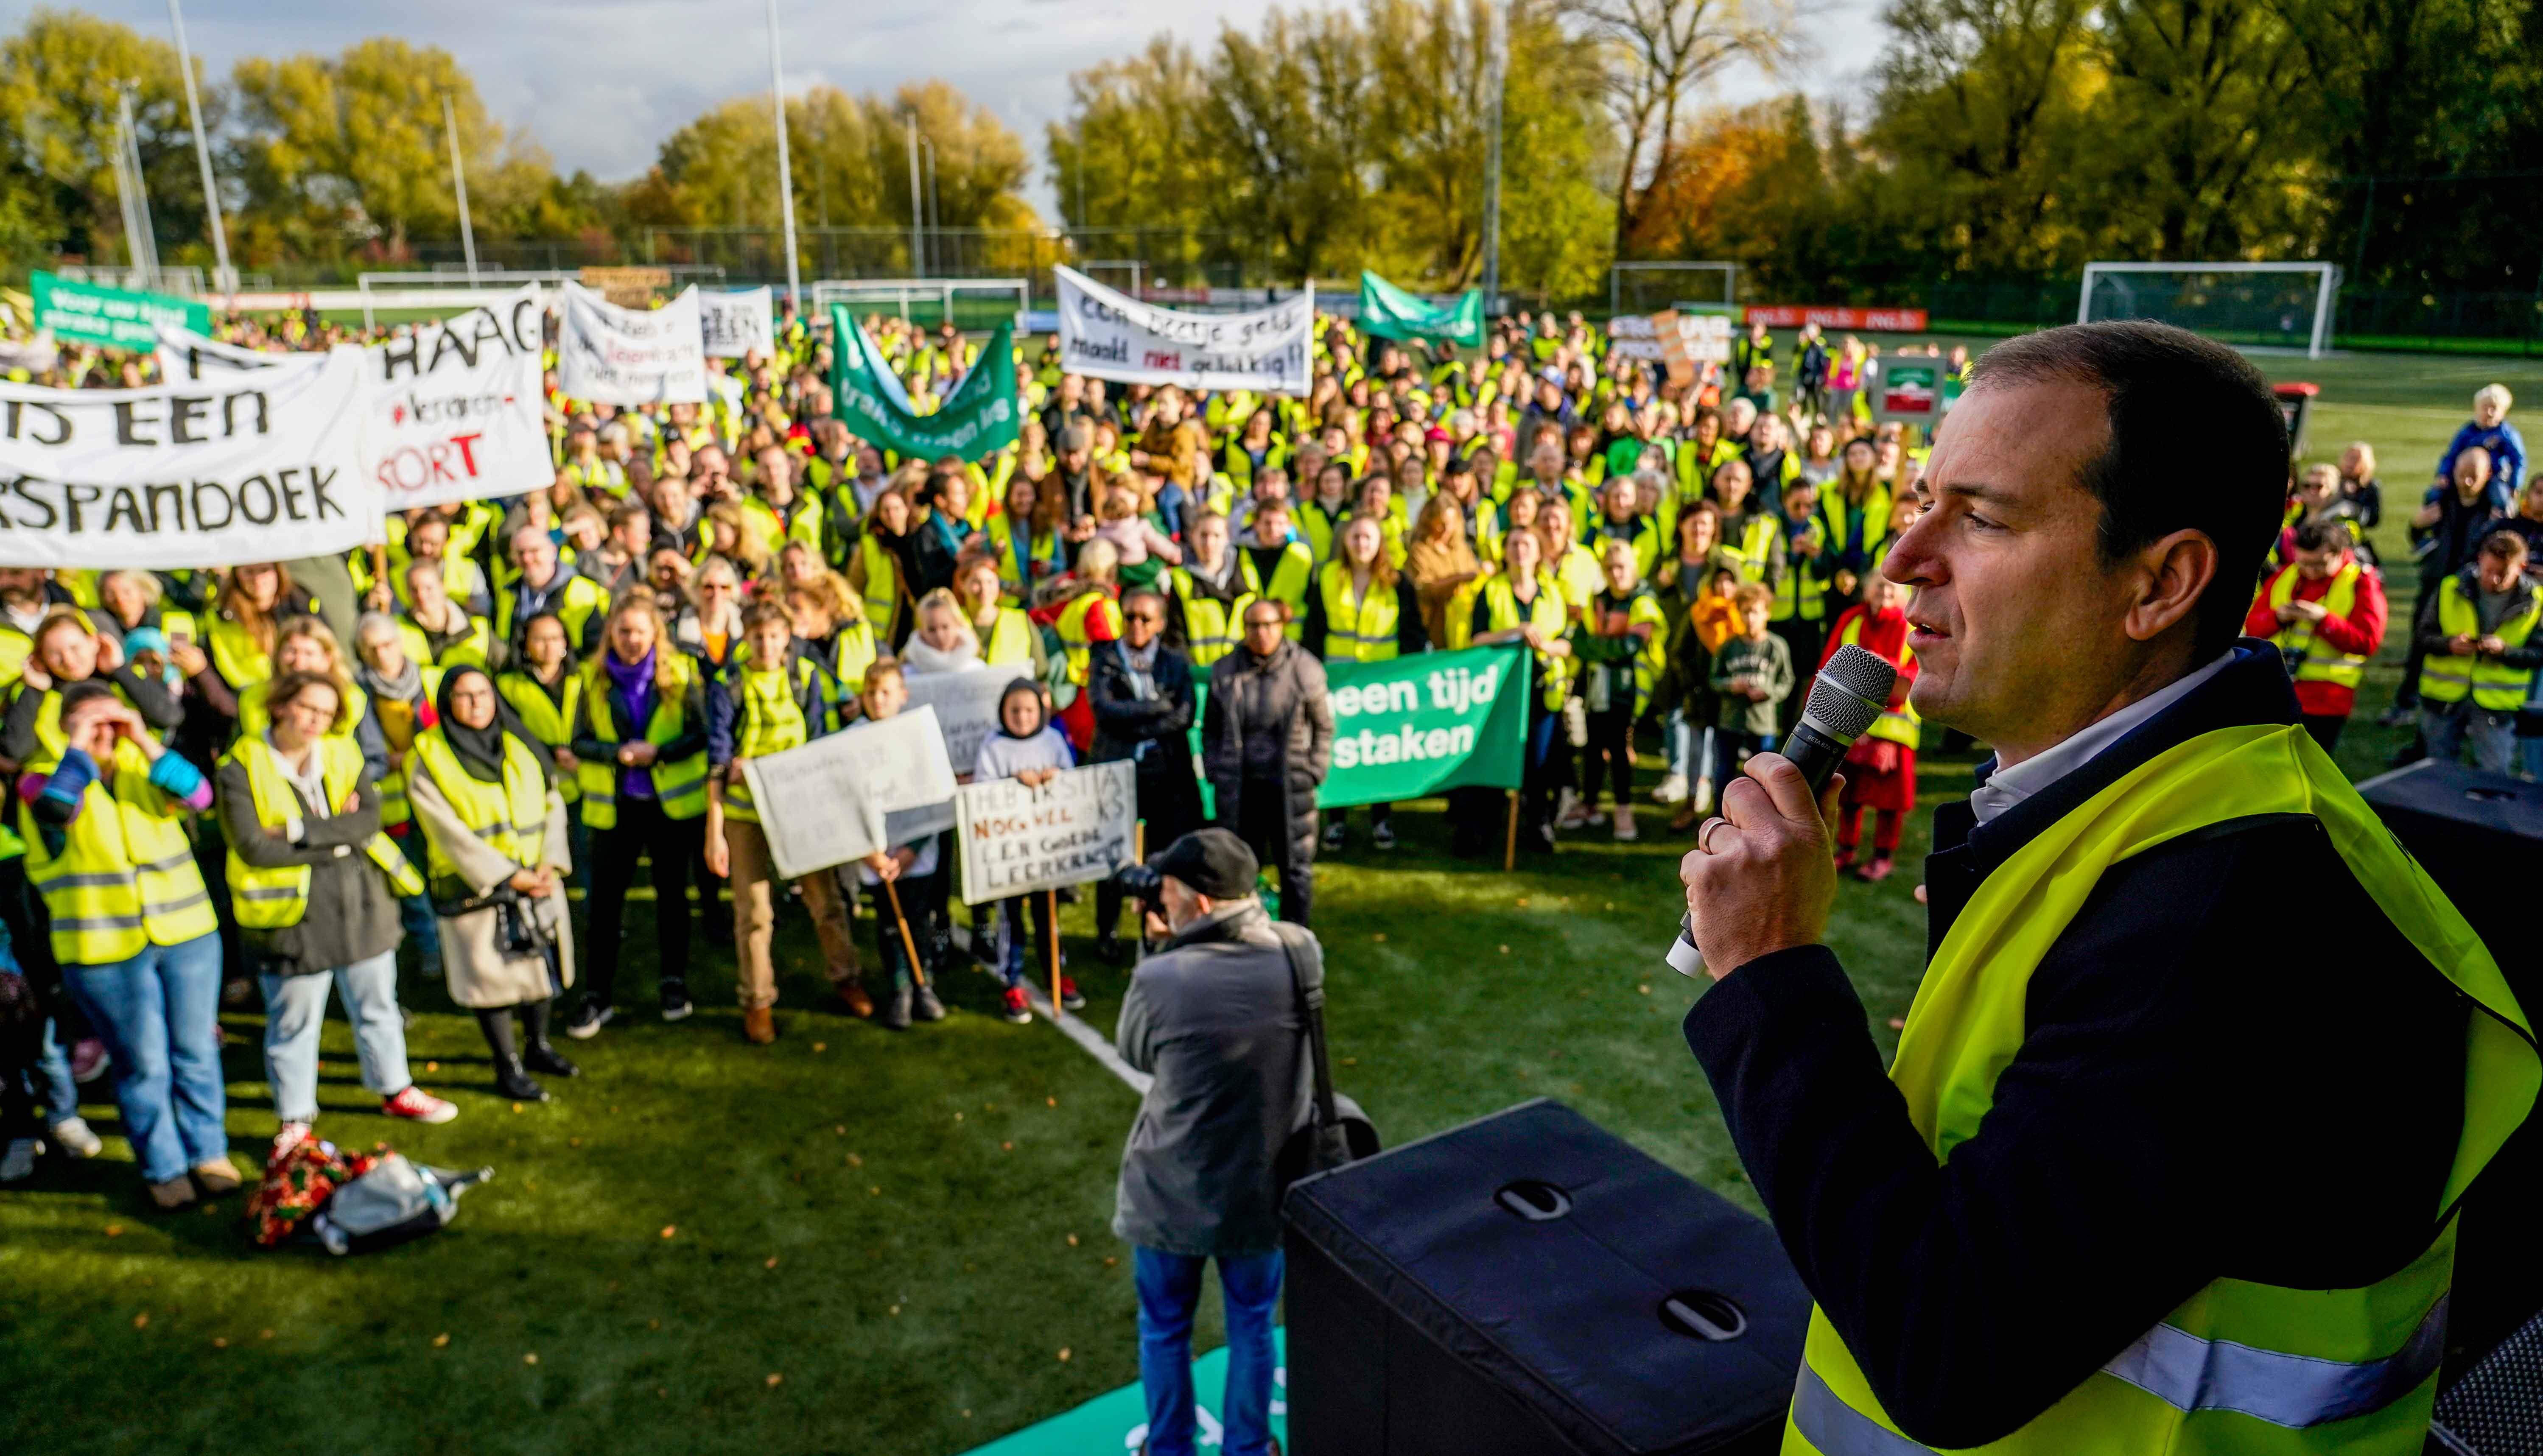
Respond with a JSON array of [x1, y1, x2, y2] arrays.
[[809, 278, 1028, 334], [2078, 263, 2339, 357], [1610, 262, 1738, 316]]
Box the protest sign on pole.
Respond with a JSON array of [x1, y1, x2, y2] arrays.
[[578, 267, 671, 307], [699, 287, 775, 358], [904, 668, 1011, 775], [1357, 271, 1483, 347], [0, 347, 380, 568], [556, 281, 708, 405], [1315, 645, 1530, 809], [955, 760, 1139, 905], [740, 706, 957, 879], [31, 271, 210, 349], [828, 308, 1021, 463], [1055, 266, 1312, 396]]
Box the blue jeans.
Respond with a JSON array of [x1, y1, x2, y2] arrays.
[[34, 1014, 78, 1123], [1134, 1246, 1283, 1456], [1712, 729, 1778, 795], [1665, 708, 1697, 781], [991, 894, 1054, 988], [2420, 704, 2516, 774], [394, 832, 441, 970], [65, 932, 227, 1183], [260, 950, 410, 1125]]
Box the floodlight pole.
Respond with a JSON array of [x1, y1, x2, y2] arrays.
[[442, 92, 478, 285], [165, 0, 232, 296], [764, 0, 801, 312], [113, 87, 160, 288], [905, 114, 926, 279], [1478, 0, 1506, 310]]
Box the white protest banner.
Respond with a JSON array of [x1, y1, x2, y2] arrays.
[[904, 668, 1011, 777], [740, 706, 957, 878], [0, 346, 380, 569], [556, 281, 707, 405], [155, 326, 316, 382], [956, 760, 1138, 905], [362, 285, 551, 511], [698, 287, 774, 358], [1056, 265, 1312, 396], [0, 336, 59, 375]]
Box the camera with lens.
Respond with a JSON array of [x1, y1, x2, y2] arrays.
[[1114, 862, 1164, 906]]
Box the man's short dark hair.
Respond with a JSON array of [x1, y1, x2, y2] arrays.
[[2292, 518, 2352, 555], [2481, 528, 2529, 562], [1969, 321, 2287, 660]]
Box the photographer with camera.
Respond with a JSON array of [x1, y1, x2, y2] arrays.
[[1112, 828, 1315, 1456]]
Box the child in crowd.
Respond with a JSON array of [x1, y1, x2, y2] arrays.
[[971, 679, 1078, 1023], [1824, 575, 1920, 882], [1708, 582, 1793, 796], [852, 660, 946, 1031]]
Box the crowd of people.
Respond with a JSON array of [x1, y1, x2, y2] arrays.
[[0, 294, 2533, 1228]]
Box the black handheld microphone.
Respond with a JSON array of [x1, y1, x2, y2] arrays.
[[1667, 643, 1900, 978]]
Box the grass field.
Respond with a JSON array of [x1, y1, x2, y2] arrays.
[[4, 343, 2539, 1456]]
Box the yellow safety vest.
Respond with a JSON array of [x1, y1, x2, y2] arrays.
[[496, 669, 584, 805], [2264, 562, 2368, 692], [2417, 574, 2540, 710], [1055, 590, 1122, 687], [205, 614, 271, 691], [1835, 613, 1919, 748], [0, 626, 32, 690], [1452, 572, 1570, 709], [1547, 544, 1603, 619], [410, 728, 550, 886], [985, 515, 1061, 603], [22, 739, 218, 965], [980, 606, 1035, 668], [740, 495, 824, 559], [574, 654, 709, 827], [722, 658, 818, 825], [1719, 512, 1783, 585], [1791, 724, 2538, 1456], [493, 575, 608, 651], [223, 735, 423, 928], [1239, 543, 1316, 640], [1171, 570, 1255, 669], [832, 620, 879, 697], [856, 534, 901, 639], [392, 613, 495, 673], [1297, 499, 1356, 565], [1588, 515, 1663, 587], [1316, 563, 1400, 663]]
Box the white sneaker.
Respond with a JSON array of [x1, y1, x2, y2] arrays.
[[1652, 772, 1690, 805], [1555, 788, 1589, 829], [47, 1115, 101, 1159], [0, 1138, 34, 1182], [1613, 807, 1639, 841], [1692, 777, 1716, 817], [273, 1121, 315, 1155]]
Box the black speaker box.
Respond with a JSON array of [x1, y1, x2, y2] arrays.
[[2355, 761, 2543, 1388], [1281, 1099, 1810, 1456]]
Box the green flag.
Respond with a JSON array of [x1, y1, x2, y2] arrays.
[[30, 271, 208, 350], [827, 305, 1022, 462], [1357, 271, 1483, 347]]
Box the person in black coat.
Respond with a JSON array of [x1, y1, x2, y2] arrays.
[[1088, 588, 1202, 959]]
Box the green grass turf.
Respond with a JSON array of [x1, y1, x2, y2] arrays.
[[4, 344, 2540, 1455]]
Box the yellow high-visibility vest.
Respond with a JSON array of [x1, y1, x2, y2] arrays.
[[1316, 562, 1400, 663], [223, 734, 423, 928], [1835, 613, 1918, 748], [722, 657, 819, 825], [2263, 561, 2368, 692], [1171, 570, 1255, 669], [496, 669, 584, 805], [22, 739, 218, 964], [574, 653, 708, 827], [1790, 724, 2537, 1456], [1238, 543, 1315, 642], [1055, 590, 1122, 687], [2417, 574, 2539, 710], [410, 728, 550, 886]]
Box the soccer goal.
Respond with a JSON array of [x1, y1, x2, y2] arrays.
[[810, 277, 1028, 333], [1611, 262, 1738, 316], [2077, 263, 2340, 358]]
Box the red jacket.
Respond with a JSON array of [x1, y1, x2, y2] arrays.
[[2241, 559, 2386, 718]]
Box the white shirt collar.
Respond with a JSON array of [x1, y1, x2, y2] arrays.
[[1968, 652, 2235, 826]]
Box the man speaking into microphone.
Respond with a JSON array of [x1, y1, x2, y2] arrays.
[[1679, 321, 2536, 1455]]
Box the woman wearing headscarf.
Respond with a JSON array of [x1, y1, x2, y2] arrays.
[[404, 665, 578, 1103], [971, 678, 1075, 1025]]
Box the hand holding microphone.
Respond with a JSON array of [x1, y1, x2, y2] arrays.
[[1668, 645, 1899, 980]]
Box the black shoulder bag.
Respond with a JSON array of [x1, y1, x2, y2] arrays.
[[1269, 920, 1381, 1199]]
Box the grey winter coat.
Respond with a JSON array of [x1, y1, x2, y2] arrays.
[[1203, 639, 1333, 858], [1111, 897, 1314, 1257]]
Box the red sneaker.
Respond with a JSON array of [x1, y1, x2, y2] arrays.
[[1058, 976, 1086, 1012], [1000, 986, 1033, 1024], [1859, 855, 1895, 883], [383, 1086, 459, 1124]]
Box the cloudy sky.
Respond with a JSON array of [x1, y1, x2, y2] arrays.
[[8, 0, 1886, 214]]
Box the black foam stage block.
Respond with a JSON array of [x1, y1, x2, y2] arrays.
[[2432, 1308, 2543, 1455], [1282, 1099, 1810, 1456], [2356, 761, 2543, 1387]]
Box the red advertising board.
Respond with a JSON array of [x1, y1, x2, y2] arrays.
[[1741, 305, 1928, 332]]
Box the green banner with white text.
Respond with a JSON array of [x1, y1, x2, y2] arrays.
[[828, 306, 1021, 463], [1318, 645, 1528, 808], [1357, 271, 1483, 348], [30, 271, 209, 350]]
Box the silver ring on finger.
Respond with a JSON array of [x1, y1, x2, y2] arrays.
[[1698, 816, 1729, 854]]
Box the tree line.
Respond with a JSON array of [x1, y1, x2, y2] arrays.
[[0, 0, 2532, 298]]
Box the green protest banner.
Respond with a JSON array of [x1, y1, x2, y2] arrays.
[[828, 305, 1021, 462], [1187, 645, 1529, 818], [1357, 271, 1483, 348], [30, 271, 209, 350]]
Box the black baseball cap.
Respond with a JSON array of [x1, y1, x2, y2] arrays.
[[1147, 828, 1258, 900]]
